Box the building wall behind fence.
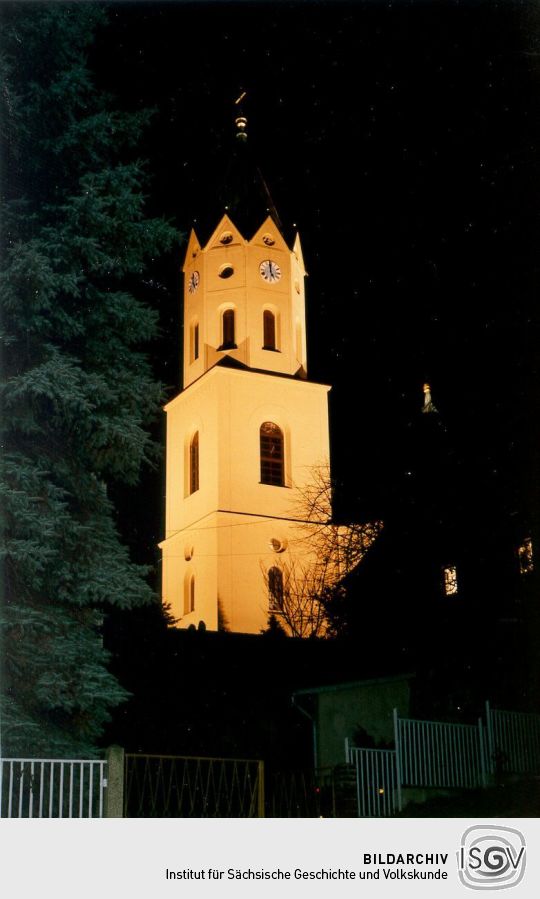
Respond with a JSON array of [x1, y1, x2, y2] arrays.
[[316, 677, 411, 769]]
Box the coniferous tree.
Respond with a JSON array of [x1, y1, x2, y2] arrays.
[[0, 4, 177, 755]]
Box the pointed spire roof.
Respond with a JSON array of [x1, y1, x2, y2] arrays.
[[218, 139, 284, 238], [196, 93, 292, 245]]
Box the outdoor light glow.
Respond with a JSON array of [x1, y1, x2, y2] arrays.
[[518, 538, 533, 574], [443, 566, 458, 596]]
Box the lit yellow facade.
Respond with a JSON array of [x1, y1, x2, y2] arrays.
[[160, 214, 332, 633]]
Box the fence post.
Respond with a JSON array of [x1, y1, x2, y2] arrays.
[[257, 760, 265, 818], [393, 708, 403, 813], [104, 745, 125, 818], [485, 700, 494, 776], [477, 718, 488, 788], [344, 737, 350, 764]]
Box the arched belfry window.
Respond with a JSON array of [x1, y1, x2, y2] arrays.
[[263, 310, 276, 350], [260, 422, 284, 486], [189, 431, 199, 494], [221, 309, 236, 349], [268, 567, 284, 612]]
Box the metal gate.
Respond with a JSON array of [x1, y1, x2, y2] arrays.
[[267, 767, 337, 817], [0, 758, 107, 818], [486, 702, 540, 775], [124, 753, 264, 817], [346, 745, 398, 817]]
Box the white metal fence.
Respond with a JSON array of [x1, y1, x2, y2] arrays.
[[486, 702, 540, 776], [347, 703, 540, 817], [395, 711, 487, 790], [346, 743, 398, 817], [0, 758, 107, 818]]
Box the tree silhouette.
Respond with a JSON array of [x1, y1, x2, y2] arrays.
[[261, 462, 382, 637]]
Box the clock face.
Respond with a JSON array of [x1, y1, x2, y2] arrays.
[[260, 259, 282, 283], [188, 270, 200, 293]]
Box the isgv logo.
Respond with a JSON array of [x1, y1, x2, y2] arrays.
[[458, 826, 526, 890]]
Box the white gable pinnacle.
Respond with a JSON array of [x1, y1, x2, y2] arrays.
[[292, 233, 307, 276], [182, 228, 201, 272]]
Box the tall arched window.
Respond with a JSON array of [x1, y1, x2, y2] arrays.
[[190, 320, 199, 362], [184, 574, 195, 615], [263, 310, 276, 350], [221, 309, 236, 349], [260, 422, 284, 486], [189, 431, 199, 494], [268, 567, 284, 612]]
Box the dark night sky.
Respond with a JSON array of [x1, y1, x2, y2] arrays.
[[90, 0, 539, 596]]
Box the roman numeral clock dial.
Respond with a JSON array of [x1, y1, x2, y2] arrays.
[[260, 259, 282, 283]]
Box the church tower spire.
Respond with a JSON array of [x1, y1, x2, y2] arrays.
[[160, 111, 331, 634]]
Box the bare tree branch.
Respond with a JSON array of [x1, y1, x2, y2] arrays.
[[261, 462, 382, 637]]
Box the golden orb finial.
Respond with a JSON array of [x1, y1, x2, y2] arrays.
[[234, 91, 248, 142]]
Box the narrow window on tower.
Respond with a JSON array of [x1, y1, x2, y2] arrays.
[[518, 538, 533, 574], [263, 310, 276, 350], [184, 574, 195, 615], [190, 320, 199, 362], [189, 431, 199, 494], [268, 566, 284, 612], [221, 309, 236, 349], [443, 565, 458, 596], [260, 422, 285, 486]]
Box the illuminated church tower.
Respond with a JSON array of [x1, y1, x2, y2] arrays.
[[160, 113, 332, 634]]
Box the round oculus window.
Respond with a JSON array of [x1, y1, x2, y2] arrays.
[[220, 231, 233, 245], [219, 264, 234, 279], [269, 537, 287, 553]]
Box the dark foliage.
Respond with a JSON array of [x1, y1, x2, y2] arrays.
[[0, 4, 177, 756]]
